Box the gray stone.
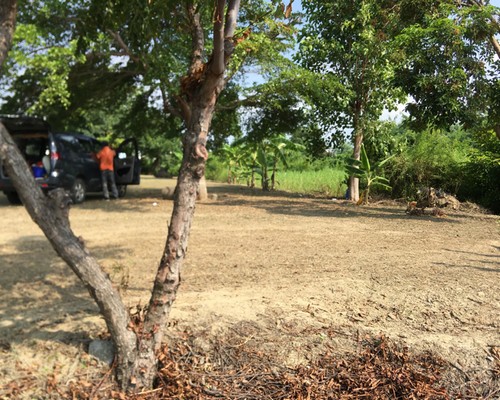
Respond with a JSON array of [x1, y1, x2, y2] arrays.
[[88, 339, 115, 365]]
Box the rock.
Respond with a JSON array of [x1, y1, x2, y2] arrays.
[[88, 339, 115, 365]]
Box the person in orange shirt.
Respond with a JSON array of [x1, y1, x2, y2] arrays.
[[96, 141, 119, 200]]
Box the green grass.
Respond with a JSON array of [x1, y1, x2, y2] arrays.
[[207, 155, 348, 198], [275, 168, 348, 198]]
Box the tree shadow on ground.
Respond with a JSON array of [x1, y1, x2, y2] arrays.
[[209, 190, 462, 224], [433, 247, 500, 274], [0, 235, 127, 347]]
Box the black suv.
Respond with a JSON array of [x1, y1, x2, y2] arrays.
[[0, 115, 141, 204]]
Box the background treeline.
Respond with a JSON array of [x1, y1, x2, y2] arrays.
[[201, 121, 500, 213], [1, 0, 499, 212]]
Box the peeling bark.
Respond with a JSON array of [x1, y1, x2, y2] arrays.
[[0, 0, 16, 67], [0, 0, 243, 393], [124, 1, 241, 391]]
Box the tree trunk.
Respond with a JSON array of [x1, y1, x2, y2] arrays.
[[198, 175, 208, 201], [348, 132, 363, 202], [0, 0, 16, 65], [129, 0, 242, 386], [0, 0, 242, 393], [348, 97, 364, 203], [0, 0, 140, 391], [271, 159, 277, 190], [250, 162, 256, 188], [0, 124, 138, 389]]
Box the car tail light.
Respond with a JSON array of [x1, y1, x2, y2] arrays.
[[51, 152, 60, 160]]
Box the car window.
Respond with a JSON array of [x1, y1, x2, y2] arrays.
[[78, 138, 97, 154], [58, 135, 83, 156]]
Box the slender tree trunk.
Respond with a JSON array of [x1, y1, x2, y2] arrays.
[[262, 167, 269, 190], [0, 124, 138, 389], [250, 162, 256, 188], [198, 174, 209, 199], [132, 92, 218, 389], [127, 0, 242, 389], [198, 175, 208, 201], [271, 159, 277, 190], [0, 0, 140, 391], [349, 131, 363, 202], [0, 0, 243, 393], [348, 98, 364, 202]]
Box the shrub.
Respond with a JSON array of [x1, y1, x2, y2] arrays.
[[458, 131, 500, 213], [387, 128, 470, 199]]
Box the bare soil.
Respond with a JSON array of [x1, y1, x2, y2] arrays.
[[0, 176, 499, 397]]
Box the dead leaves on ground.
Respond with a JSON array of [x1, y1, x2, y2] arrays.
[[2, 331, 498, 399]]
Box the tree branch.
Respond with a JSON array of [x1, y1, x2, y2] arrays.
[[224, 0, 241, 39], [211, 0, 241, 76], [106, 29, 147, 70], [211, 0, 226, 75], [187, 2, 205, 76], [0, 0, 17, 68]]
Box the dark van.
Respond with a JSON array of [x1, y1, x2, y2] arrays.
[[0, 115, 140, 204]]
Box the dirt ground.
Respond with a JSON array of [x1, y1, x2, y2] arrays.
[[0, 176, 499, 397]]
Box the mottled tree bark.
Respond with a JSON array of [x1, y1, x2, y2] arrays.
[[0, 124, 139, 388], [0, 0, 243, 393], [121, 0, 241, 391], [0, 0, 16, 66]]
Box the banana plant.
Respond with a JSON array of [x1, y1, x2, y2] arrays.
[[346, 144, 393, 204], [256, 135, 304, 191]]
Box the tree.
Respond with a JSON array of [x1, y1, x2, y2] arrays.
[[298, 0, 405, 203], [0, 0, 297, 393], [393, 0, 500, 134]]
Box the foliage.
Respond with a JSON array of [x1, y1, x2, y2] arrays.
[[298, 0, 406, 201], [363, 121, 408, 164], [1, 0, 299, 148], [393, 0, 500, 130], [386, 127, 471, 198], [346, 144, 393, 204], [298, 0, 406, 135], [278, 167, 347, 198], [458, 130, 500, 213], [205, 154, 229, 182]]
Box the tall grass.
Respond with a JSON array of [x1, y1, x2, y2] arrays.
[[276, 167, 348, 197]]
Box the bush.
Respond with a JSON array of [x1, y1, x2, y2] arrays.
[[458, 131, 500, 213], [387, 128, 470, 199], [205, 154, 229, 182]]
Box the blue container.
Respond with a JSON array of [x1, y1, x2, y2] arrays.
[[32, 165, 45, 178]]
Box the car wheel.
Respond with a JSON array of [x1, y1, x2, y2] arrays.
[[117, 185, 127, 198], [5, 192, 22, 205], [71, 179, 86, 204]]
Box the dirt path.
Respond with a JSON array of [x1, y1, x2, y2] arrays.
[[0, 176, 499, 395]]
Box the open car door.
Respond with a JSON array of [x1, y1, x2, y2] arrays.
[[114, 138, 140, 185]]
